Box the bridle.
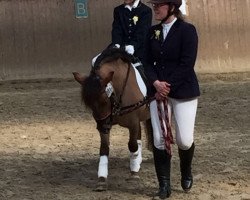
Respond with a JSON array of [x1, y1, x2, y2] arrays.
[[92, 63, 154, 134]]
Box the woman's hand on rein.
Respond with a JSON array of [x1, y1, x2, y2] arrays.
[[155, 92, 165, 100], [153, 80, 171, 95]]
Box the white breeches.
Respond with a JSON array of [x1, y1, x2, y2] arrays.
[[150, 98, 198, 150]]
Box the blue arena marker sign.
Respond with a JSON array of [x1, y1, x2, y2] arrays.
[[75, 0, 88, 18]]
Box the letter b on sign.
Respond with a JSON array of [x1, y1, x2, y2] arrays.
[[75, 0, 88, 18]]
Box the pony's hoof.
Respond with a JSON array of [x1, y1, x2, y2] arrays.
[[94, 177, 108, 192], [94, 183, 107, 192], [131, 171, 140, 179], [126, 171, 140, 182]]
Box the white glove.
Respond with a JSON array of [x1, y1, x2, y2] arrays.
[[125, 45, 135, 55], [179, 0, 187, 15], [91, 53, 101, 67], [114, 44, 120, 48]]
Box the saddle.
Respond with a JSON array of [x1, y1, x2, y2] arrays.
[[131, 56, 148, 87]]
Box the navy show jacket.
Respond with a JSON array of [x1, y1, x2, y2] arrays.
[[111, 2, 152, 60], [143, 18, 200, 99]]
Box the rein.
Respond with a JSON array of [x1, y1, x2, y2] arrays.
[[113, 61, 131, 113], [109, 63, 154, 116], [112, 95, 154, 116]]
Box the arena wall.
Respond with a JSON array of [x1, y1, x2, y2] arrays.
[[0, 0, 249, 81], [189, 0, 250, 74]]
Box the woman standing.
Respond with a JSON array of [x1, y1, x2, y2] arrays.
[[143, 0, 200, 199]]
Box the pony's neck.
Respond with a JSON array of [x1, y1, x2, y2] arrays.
[[99, 58, 142, 104], [112, 59, 131, 93]]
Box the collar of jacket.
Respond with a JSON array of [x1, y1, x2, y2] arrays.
[[124, 0, 140, 11], [153, 18, 182, 42], [165, 18, 181, 39]]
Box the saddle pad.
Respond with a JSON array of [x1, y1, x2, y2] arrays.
[[131, 63, 147, 97]]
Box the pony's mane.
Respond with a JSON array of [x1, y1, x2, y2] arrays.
[[93, 48, 133, 69], [82, 73, 102, 109]]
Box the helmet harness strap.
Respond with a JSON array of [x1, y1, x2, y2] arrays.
[[161, 3, 176, 24]]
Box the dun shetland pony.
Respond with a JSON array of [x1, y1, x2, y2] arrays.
[[73, 48, 153, 191]]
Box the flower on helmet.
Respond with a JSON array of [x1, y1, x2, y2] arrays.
[[154, 30, 161, 40], [133, 16, 139, 25]]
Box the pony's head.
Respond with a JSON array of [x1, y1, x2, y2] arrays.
[[73, 48, 133, 119], [73, 71, 114, 120]]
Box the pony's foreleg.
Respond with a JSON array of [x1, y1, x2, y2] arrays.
[[98, 155, 108, 179], [130, 140, 142, 174], [95, 133, 110, 191], [128, 125, 142, 177]]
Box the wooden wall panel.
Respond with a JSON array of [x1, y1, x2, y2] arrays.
[[0, 0, 120, 80], [188, 0, 250, 73], [0, 0, 249, 80]]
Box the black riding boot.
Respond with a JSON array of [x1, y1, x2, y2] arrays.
[[153, 146, 171, 199], [178, 143, 195, 192]]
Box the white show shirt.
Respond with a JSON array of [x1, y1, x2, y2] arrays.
[[162, 17, 177, 40]]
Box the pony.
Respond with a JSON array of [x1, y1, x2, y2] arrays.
[[73, 48, 153, 191]]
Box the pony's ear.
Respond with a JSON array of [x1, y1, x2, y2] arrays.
[[72, 72, 86, 84], [101, 71, 114, 86]]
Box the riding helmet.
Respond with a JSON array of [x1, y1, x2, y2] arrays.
[[148, 0, 182, 8]]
